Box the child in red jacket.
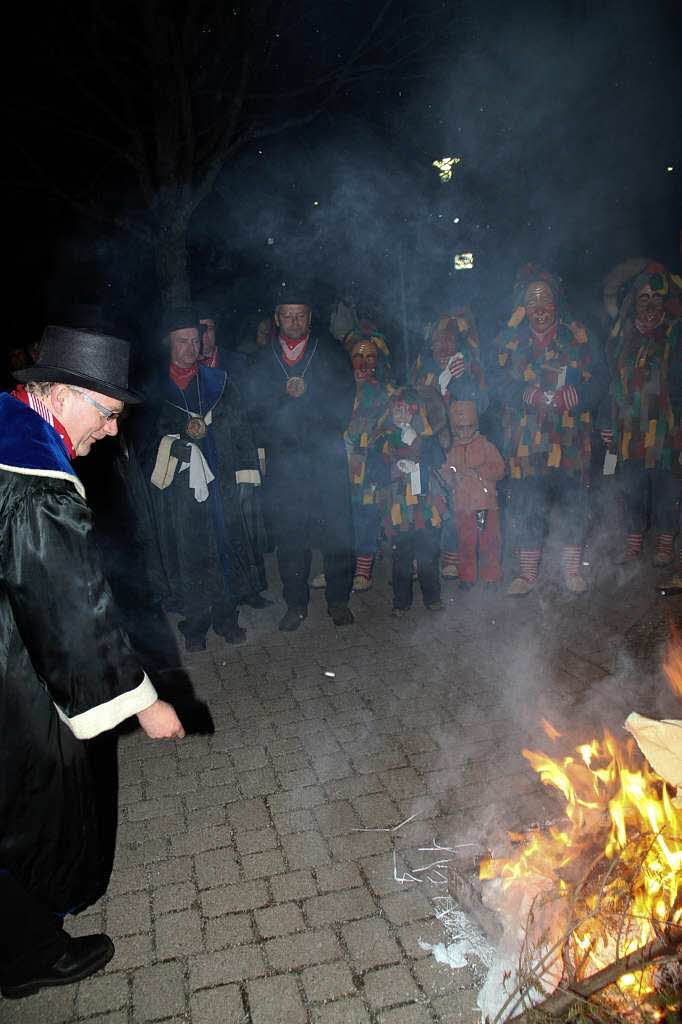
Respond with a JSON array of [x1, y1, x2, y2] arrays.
[[442, 401, 505, 588]]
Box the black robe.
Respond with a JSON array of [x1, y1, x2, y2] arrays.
[[247, 332, 355, 557], [0, 395, 157, 913], [138, 364, 265, 615]]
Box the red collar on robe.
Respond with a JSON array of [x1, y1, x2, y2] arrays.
[[200, 348, 220, 369], [170, 362, 198, 390], [12, 384, 76, 459], [279, 334, 309, 365]]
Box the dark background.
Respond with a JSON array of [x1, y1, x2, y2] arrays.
[[3, 0, 681, 374]]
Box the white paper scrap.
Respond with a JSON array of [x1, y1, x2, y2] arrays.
[[418, 939, 469, 969]]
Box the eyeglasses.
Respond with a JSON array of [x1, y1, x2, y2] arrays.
[[69, 387, 122, 422]]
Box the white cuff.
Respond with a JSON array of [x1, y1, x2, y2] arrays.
[[55, 673, 158, 740], [236, 469, 261, 485]]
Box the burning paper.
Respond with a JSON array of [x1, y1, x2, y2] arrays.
[[432, 155, 461, 182]]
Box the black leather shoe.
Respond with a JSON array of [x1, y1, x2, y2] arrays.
[[184, 635, 207, 652], [278, 607, 307, 632], [215, 625, 247, 644], [328, 604, 354, 627], [243, 594, 274, 608], [1, 934, 115, 999]]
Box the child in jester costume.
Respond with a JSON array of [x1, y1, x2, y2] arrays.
[[493, 265, 607, 595], [600, 262, 682, 589], [369, 388, 448, 615]]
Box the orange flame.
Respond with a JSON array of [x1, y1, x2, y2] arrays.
[[541, 718, 562, 741], [480, 727, 682, 1006], [663, 631, 682, 698]]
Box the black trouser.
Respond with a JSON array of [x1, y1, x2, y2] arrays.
[[509, 472, 587, 548], [178, 591, 239, 641], [618, 462, 680, 535], [278, 541, 353, 611], [0, 872, 67, 984], [391, 527, 441, 609]]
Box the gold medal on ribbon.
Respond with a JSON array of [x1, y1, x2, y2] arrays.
[[186, 416, 207, 439], [286, 376, 306, 398]]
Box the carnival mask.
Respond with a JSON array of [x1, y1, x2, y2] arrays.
[[392, 400, 413, 429], [351, 341, 378, 382], [635, 284, 665, 335], [449, 400, 478, 443], [524, 282, 557, 335], [431, 323, 458, 370]]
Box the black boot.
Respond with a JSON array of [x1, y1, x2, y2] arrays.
[[1, 934, 115, 999], [278, 607, 307, 632], [328, 603, 354, 627]]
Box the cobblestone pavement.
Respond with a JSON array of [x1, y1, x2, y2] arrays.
[[4, 545, 681, 1024]]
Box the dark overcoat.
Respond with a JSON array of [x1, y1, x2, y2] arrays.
[[0, 394, 156, 913], [246, 332, 355, 551]]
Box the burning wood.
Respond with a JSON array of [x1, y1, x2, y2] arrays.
[[472, 640, 682, 1022]]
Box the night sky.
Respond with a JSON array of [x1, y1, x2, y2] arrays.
[[4, 0, 682, 356]]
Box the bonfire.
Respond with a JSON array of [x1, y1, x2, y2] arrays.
[[475, 644, 682, 1023]]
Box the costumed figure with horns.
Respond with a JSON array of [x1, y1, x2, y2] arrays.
[[246, 283, 355, 631], [0, 327, 183, 998], [600, 263, 682, 589], [493, 265, 607, 595], [141, 308, 265, 652]]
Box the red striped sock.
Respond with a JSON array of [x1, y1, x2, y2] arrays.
[[355, 555, 374, 580], [656, 533, 674, 558], [561, 545, 581, 577], [626, 533, 643, 558], [519, 549, 541, 583], [442, 551, 459, 569]]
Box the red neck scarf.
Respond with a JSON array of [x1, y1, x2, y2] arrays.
[[170, 362, 198, 390], [200, 348, 220, 369], [12, 384, 76, 459], [279, 334, 309, 365]]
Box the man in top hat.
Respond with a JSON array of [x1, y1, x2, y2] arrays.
[[246, 283, 356, 630], [136, 307, 266, 651], [0, 326, 184, 999]]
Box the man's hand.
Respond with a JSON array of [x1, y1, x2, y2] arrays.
[[137, 700, 185, 739]]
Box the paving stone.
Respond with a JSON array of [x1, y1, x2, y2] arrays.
[[412, 958, 473, 997], [205, 912, 255, 950], [132, 961, 186, 1021], [363, 965, 421, 1009], [201, 879, 269, 917], [153, 880, 197, 914], [247, 975, 307, 1024], [361, 852, 413, 896], [227, 797, 271, 830], [184, 783, 241, 810], [187, 805, 227, 830], [190, 984, 244, 1024], [277, 767, 318, 789], [301, 961, 358, 1003], [242, 848, 287, 878], [235, 826, 278, 854], [265, 928, 342, 970], [75, 971, 128, 1017], [271, 808, 317, 834], [304, 887, 376, 927], [314, 862, 364, 892], [432, 990, 481, 1023], [314, 800, 362, 835], [231, 744, 270, 769], [398, 920, 448, 960], [270, 869, 317, 902], [352, 792, 402, 827], [199, 765, 237, 788], [377, 1004, 433, 1024], [194, 847, 241, 888], [190, 944, 266, 988], [342, 917, 402, 969], [380, 889, 434, 926], [104, 931, 152, 971], [106, 864, 147, 897], [281, 830, 332, 868], [330, 830, 393, 861], [312, 997, 372, 1024], [238, 766, 278, 796], [255, 901, 305, 937], [267, 784, 326, 813], [146, 856, 193, 888], [106, 891, 151, 937], [170, 824, 233, 857], [380, 767, 428, 799], [126, 796, 183, 821], [0, 985, 76, 1022], [155, 907, 204, 957]]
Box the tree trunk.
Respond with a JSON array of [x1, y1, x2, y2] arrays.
[[155, 219, 192, 310]]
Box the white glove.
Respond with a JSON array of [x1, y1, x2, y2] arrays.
[[396, 459, 418, 474]]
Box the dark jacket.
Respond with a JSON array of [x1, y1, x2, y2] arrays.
[[0, 394, 156, 912]]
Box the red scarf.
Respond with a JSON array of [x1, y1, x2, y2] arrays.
[[169, 362, 198, 390], [279, 334, 309, 365], [200, 349, 220, 369], [12, 384, 76, 459]]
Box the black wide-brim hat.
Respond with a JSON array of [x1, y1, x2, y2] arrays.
[[14, 326, 143, 404]]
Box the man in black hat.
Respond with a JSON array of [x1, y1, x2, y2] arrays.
[[247, 285, 356, 630], [0, 326, 185, 999], [136, 307, 266, 651]]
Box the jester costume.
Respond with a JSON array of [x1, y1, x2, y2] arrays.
[[605, 263, 682, 572], [493, 265, 607, 594], [368, 389, 447, 611]]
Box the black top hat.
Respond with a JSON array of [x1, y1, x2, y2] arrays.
[[14, 326, 143, 404]]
